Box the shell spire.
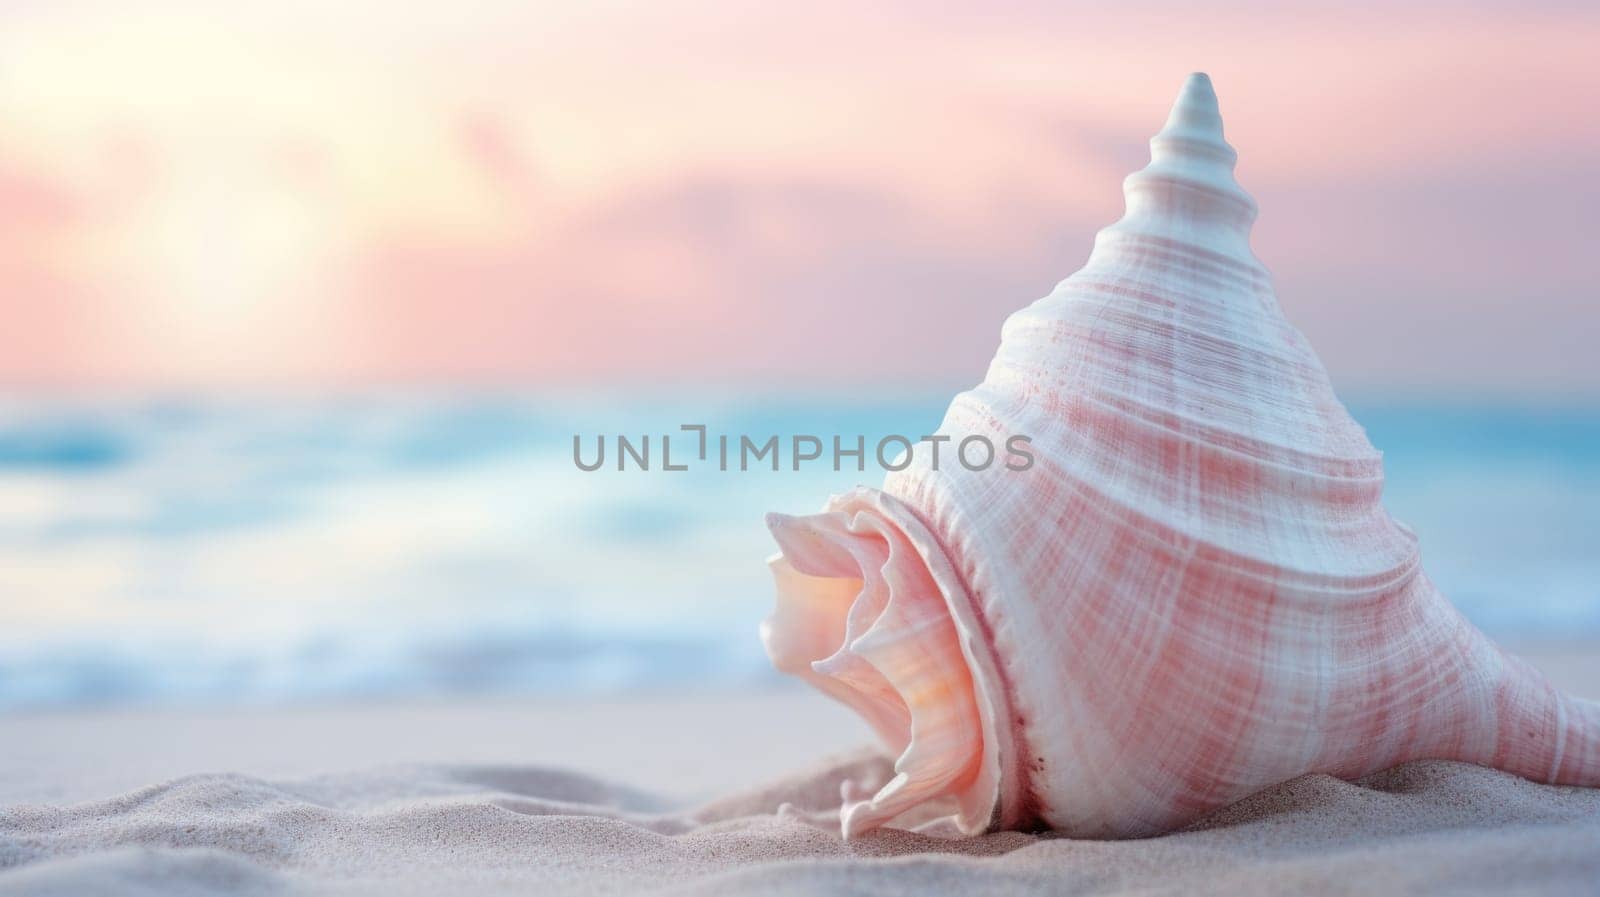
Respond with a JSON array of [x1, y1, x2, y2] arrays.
[[1102, 71, 1257, 259], [1157, 72, 1230, 157], [762, 73, 1600, 840]]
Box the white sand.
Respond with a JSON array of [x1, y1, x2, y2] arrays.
[[2, 646, 1598, 896]]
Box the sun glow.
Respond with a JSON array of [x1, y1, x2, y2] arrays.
[[0, 2, 1597, 390]]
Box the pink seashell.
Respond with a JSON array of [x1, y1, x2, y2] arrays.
[[762, 72, 1600, 839]]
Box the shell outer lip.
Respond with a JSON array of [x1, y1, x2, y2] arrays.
[[830, 485, 1030, 834]]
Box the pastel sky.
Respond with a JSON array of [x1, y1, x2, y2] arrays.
[[2, 1, 1597, 395]]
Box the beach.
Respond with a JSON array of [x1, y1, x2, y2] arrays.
[[3, 644, 1597, 896], [2, 399, 1596, 895], [4, 2, 1599, 892]]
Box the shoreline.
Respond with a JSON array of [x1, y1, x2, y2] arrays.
[[0, 687, 871, 808], [4, 640, 1594, 808]]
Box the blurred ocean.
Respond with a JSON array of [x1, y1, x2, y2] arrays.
[[1, 393, 1597, 711]]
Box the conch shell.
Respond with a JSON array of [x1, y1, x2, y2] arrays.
[[762, 73, 1600, 839]]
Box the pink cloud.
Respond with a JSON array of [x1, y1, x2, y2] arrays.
[[341, 168, 1100, 389], [0, 1, 1596, 395]]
